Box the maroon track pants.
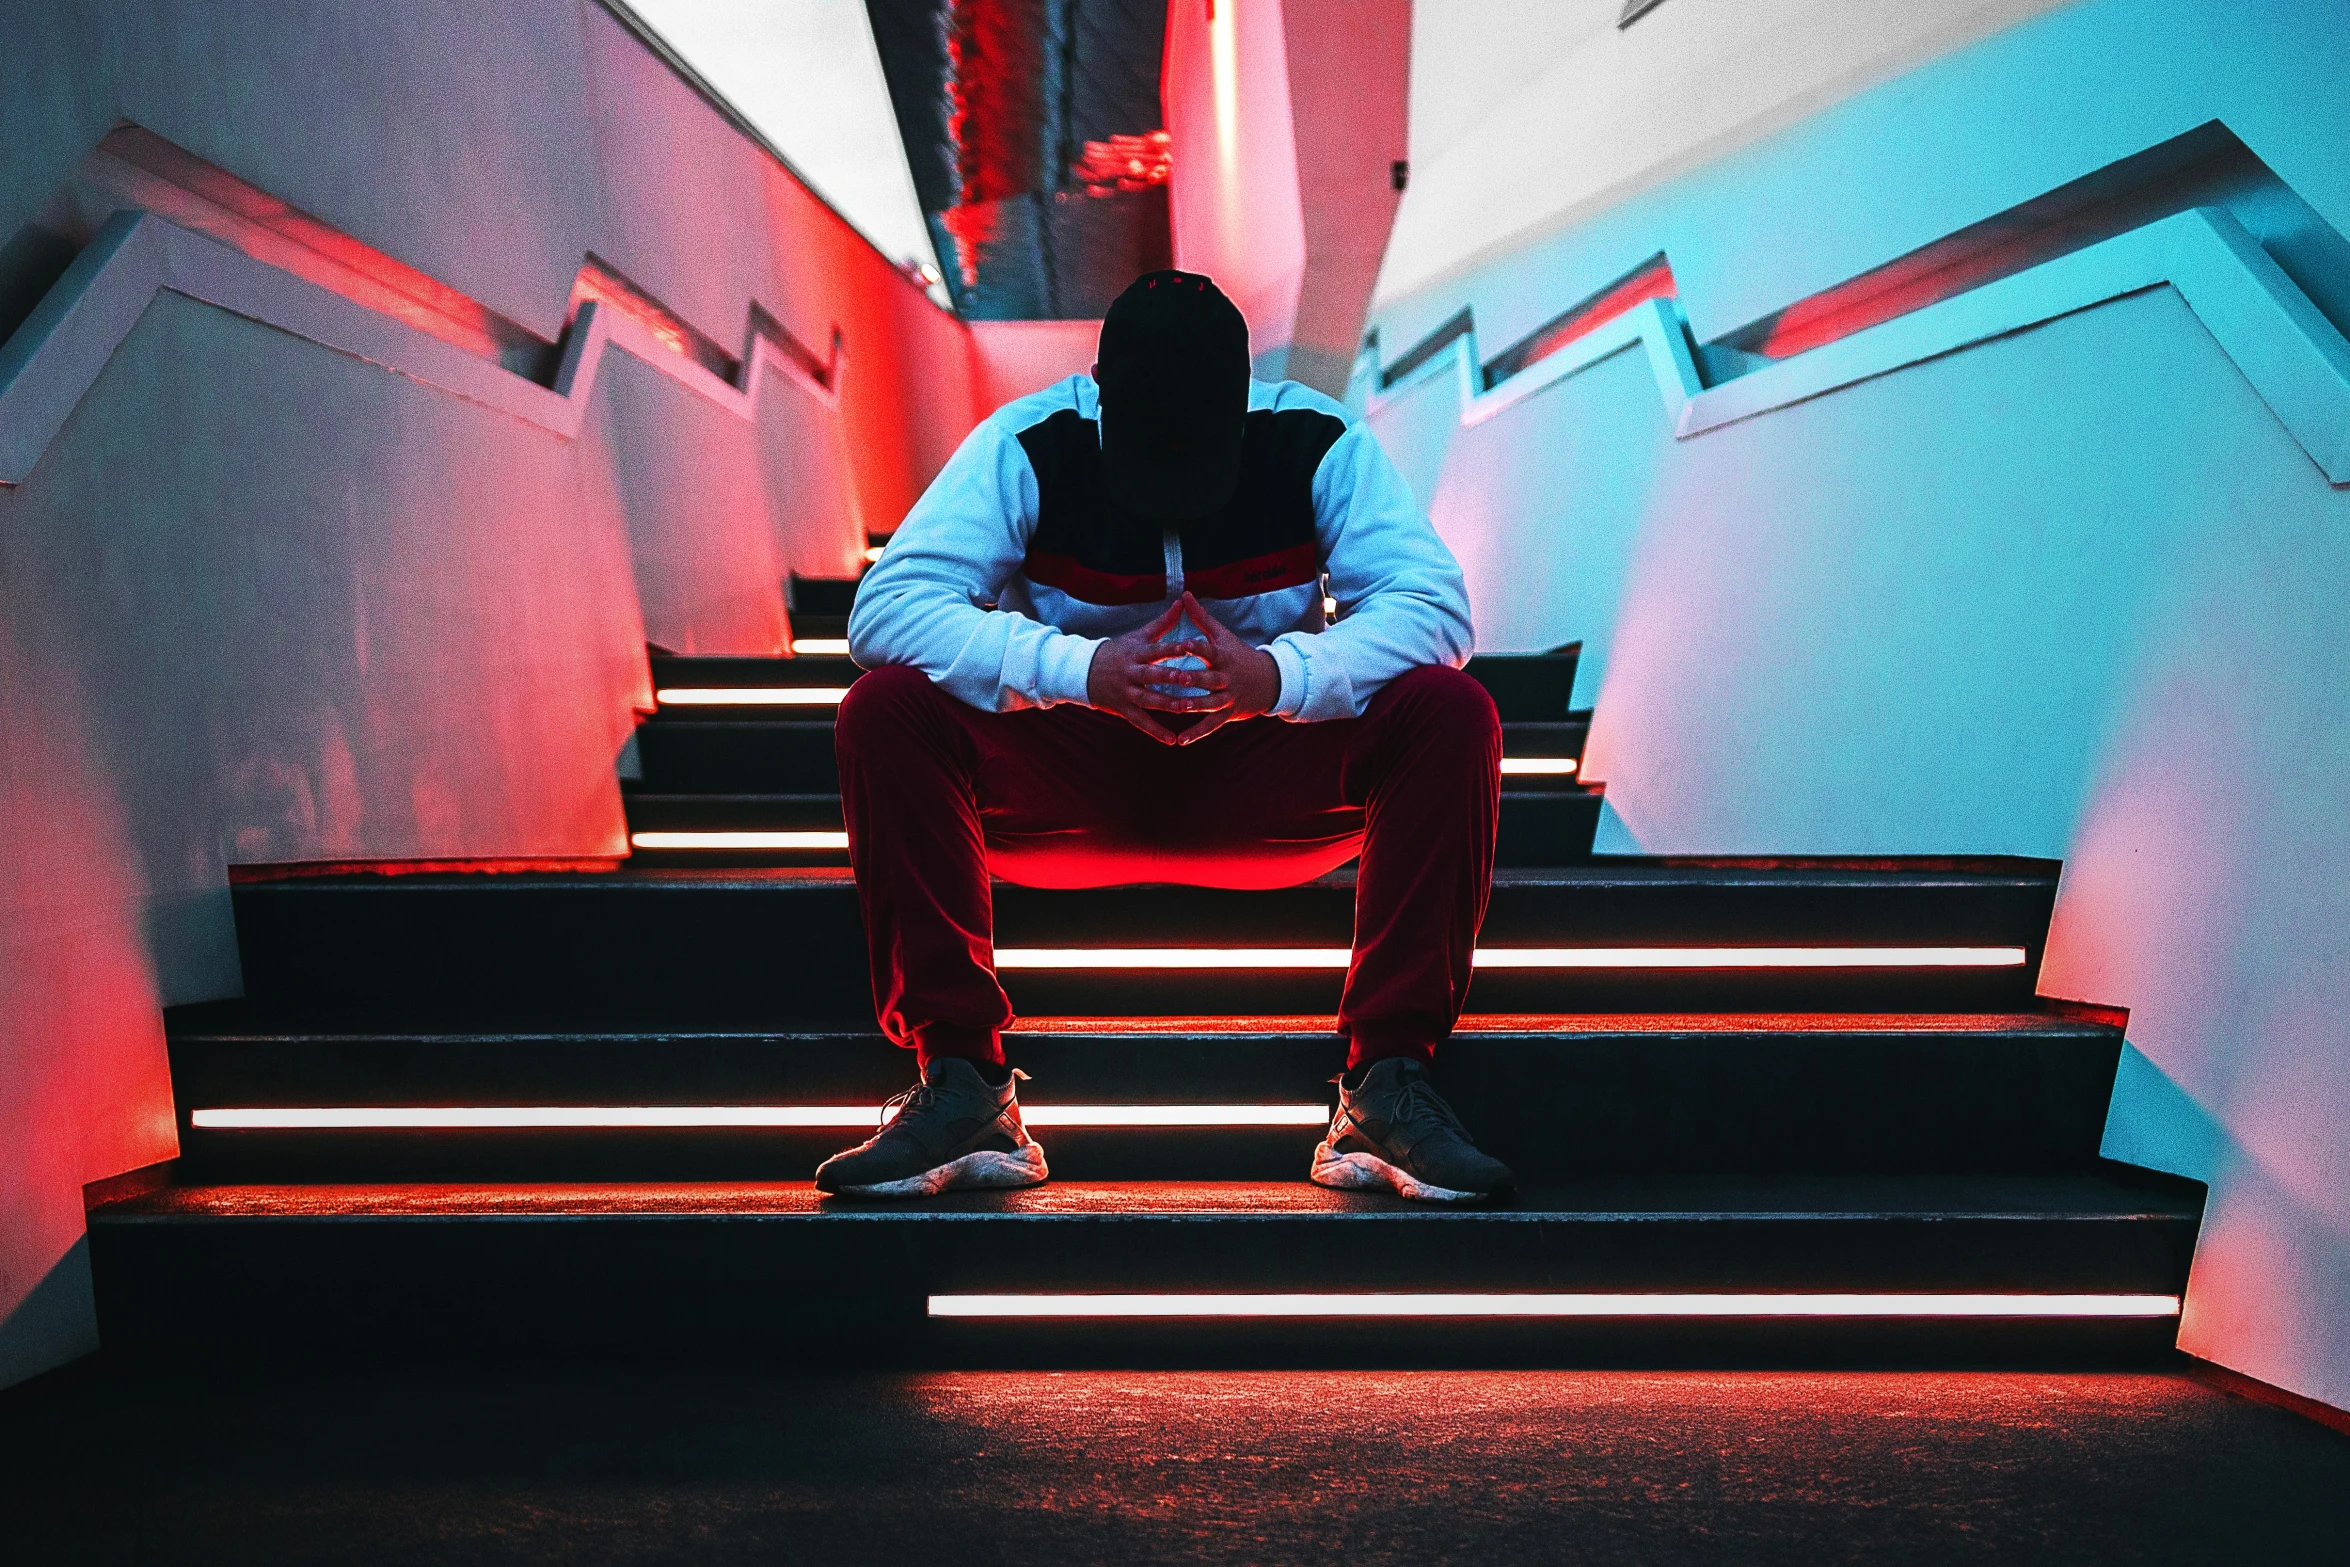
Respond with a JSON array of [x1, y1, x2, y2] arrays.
[[834, 662, 1500, 1069]]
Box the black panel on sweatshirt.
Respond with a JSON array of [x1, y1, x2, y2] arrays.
[[1015, 404, 1348, 606]]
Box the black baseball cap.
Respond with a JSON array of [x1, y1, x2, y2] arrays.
[[1095, 270, 1250, 521]]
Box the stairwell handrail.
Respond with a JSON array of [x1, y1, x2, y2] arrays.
[[1362, 207, 2350, 487]]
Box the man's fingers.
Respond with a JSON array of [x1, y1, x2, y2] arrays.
[[1117, 705, 1181, 744], [1133, 686, 1233, 713], [1141, 638, 1212, 666], [1143, 598, 1189, 640], [1177, 709, 1234, 745], [1125, 675, 1227, 710], [1140, 665, 1228, 690]]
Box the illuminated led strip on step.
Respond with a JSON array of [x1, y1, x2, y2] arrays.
[[656, 687, 850, 706], [992, 947, 2029, 970], [190, 1104, 1331, 1130], [1499, 757, 1578, 776], [929, 1292, 2181, 1319], [630, 831, 849, 850], [790, 638, 851, 655]]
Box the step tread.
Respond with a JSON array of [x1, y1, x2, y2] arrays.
[[647, 649, 1585, 720], [620, 791, 1596, 818], [93, 1173, 2197, 1223], [221, 858, 2062, 1021], [625, 787, 1596, 803], [234, 859, 2059, 892], [165, 1012, 2113, 1044]]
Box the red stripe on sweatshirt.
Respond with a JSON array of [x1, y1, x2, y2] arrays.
[[1182, 543, 1321, 600], [1021, 551, 1168, 606]]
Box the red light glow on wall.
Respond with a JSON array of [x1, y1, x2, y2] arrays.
[[1483, 255, 1679, 387], [568, 258, 737, 380]]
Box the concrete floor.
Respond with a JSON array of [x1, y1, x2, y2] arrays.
[[2, 1360, 2345, 1564]]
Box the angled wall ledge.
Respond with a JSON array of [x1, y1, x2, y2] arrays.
[[1362, 208, 2350, 487], [0, 205, 846, 489]]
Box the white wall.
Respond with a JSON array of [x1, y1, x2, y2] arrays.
[[1382, 0, 2072, 312], [0, 0, 980, 1387], [1361, 0, 2350, 1411], [1164, 0, 1306, 374], [967, 319, 1103, 413], [1276, 0, 1409, 394], [622, 0, 945, 286]]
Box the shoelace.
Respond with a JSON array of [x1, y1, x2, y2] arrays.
[[1386, 1076, 1478, 1146], [880, 1069, 1029, 1131], [879, 1080, 940, 1127]]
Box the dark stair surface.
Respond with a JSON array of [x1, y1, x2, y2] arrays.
[[215, 859, 2065, 1024], [91, 853, 2198, 1365], [159, 1013, 2124, 1184], [91, 1173, 2194, 1365], [85, 579, 2199, 1365], [629, 635, 1601, 868]]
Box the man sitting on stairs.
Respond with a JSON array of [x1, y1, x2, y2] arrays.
[[816, 270, 1514, 1205]]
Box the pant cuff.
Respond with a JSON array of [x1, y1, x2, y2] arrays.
[[913, 1022, 1006, 1068], [1343, 1032, 1437, 1070]]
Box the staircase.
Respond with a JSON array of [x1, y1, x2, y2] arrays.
[[84, 576, 2199, 1367], [622, 577, 1602, 869]]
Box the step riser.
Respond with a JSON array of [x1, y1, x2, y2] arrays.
[[633, 720, 1592, 795], [649, 649, 1585, 724], [170, 1129, 1326, 1183], [621, 789, 1601, 830], [74, 1314, 2187, 1370], [164, 1027, 2123, 1181], [219, 969, 2049, 1028], [1499, 792, 1602, 863], [785, 612, 848, 640], [999, 971, 2043, 1016], [619, 792, 1605, 868], [635, 724, 840, 793], [785, 575, 859, 618], [224, 872, 2058, 1025], [87, 1211, 2193, 1363]]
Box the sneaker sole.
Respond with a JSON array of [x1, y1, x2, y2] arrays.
[[824, 1143, 1050, 1200], [1309, 1142, 1491, 1205]]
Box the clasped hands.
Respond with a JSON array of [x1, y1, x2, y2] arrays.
[[1086, 591, 1280, 745]]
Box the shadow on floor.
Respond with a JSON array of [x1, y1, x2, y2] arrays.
[[2, 1357, 2345, 1564]]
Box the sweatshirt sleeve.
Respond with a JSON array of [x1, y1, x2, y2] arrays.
[[846, 419, 1103, 712], [1262, 422, 1474, 721]]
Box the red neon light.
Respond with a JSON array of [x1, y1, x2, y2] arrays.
[[790, 638, 851, 655], [95, 125, 543, 367], [1498, 257, 1679, 380], [928, 1292, 2181, 1319], [655, 687, 850, 705], [1751, 222, 2068, 359], [629, 831, 848, 850]]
